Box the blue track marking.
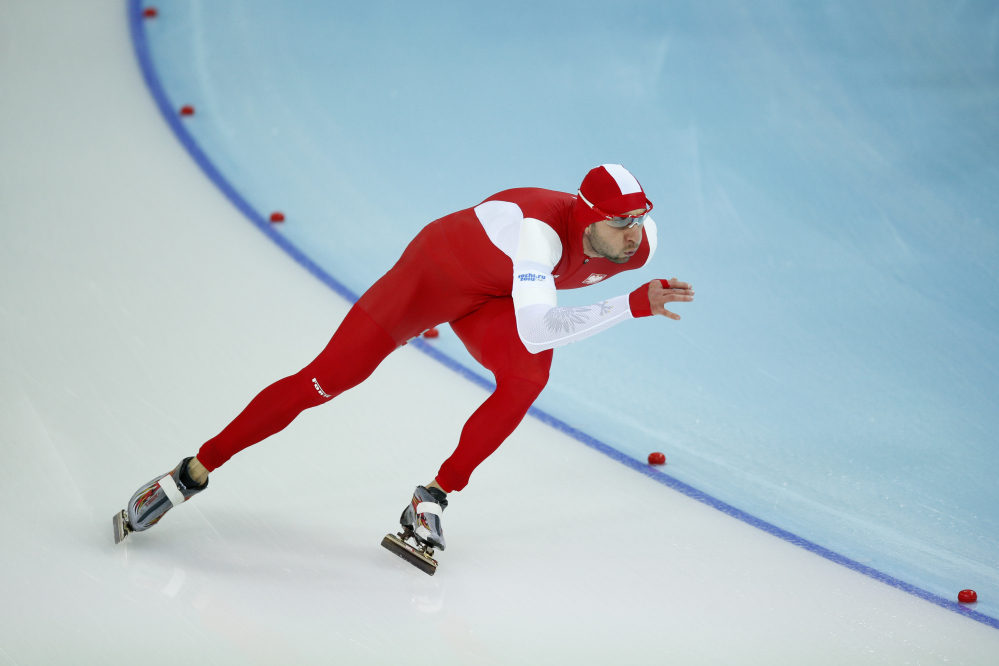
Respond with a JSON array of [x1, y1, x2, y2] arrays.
[[127, 0, 997, 631]]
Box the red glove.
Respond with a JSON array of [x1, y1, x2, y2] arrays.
[[628, 279, 670, 318]]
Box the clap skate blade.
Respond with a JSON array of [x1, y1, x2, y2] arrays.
[[112, 510, 133, 544], [381, 528, 437, 576]]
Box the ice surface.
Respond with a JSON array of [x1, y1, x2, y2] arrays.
[[140, 0, 999, 619], [0, 1, 997, 663]]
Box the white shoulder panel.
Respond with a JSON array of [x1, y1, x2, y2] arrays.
[[643, 217, 658, 266], [474, 200, 524, 260], [514, 218, 563, 269]]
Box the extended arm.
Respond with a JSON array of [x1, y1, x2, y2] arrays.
[[511, 218, 679, 354], [513, 262, 638, 354]]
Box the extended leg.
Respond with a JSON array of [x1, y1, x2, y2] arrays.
[[119, 220, 486, 544], [197, 305, 397, 470]]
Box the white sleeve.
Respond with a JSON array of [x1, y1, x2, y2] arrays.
[[511, 219, 637, 355], [514, 294, 635, 354]]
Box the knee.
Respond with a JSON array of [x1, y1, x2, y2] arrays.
[[517, 363, 551, 392], [496, 370, 549, 404], [307, 374, 336, 401], [491, 348, 552, 392], [297, 306, 397, 398], [291, 367, 336, 404]]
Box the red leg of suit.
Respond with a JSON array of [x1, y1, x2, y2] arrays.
[[198, 221, 471, 471], [197, 305, 397, 470], [437, 297, 553, 492], [198, 220, 551, 490]]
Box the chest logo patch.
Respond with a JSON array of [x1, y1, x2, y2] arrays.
[[582, 273, 607, 285]]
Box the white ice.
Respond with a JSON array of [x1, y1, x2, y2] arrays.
[[0, 2, 997, 664]]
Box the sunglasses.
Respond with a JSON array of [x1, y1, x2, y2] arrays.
[[578, 190, 653, 228]]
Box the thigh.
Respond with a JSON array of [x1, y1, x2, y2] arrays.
[[356, 221, 488, 345], [450, 296, 553, 386]]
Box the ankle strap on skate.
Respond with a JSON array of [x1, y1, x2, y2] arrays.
[[157, 473, 185, 507], [416, 502, 442, 516]]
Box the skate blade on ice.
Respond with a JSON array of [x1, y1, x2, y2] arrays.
[[112, 510, 132, 544], [381, 533, 437, 575]]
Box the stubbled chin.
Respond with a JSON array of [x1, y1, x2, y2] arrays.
[[609, 254, 631, 264]]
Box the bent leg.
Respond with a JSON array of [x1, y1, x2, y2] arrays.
[[436, 298, 553, 492], [197, 305, 396, 471]]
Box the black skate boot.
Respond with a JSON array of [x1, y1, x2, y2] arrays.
[[381, 486, 448, 575], [112, 457, 208, 544]]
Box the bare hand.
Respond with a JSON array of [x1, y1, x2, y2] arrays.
[[649, 278, 694, 320]]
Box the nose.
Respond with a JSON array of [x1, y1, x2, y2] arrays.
[[624, 225, 642, 246]]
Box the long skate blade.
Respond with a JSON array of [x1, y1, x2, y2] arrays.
[[112, 510, 131, 544], [381, 534, 437, 576]]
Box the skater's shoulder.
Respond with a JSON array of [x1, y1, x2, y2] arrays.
[[483, 187, 574, 208], [481, 188, 574, 233]]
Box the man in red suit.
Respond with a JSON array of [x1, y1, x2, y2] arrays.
[[114, 164, 694, 557]]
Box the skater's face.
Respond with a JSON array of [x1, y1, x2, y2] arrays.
[[583, 212, 645, 264]]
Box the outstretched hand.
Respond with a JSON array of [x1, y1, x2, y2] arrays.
[[649, 278, 694, 320]]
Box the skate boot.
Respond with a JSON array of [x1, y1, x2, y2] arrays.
[[380, 486, 448, 575], [402, 485, 448, 550], [112, 457, 208, 544]]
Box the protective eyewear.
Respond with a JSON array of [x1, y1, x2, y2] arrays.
[[578, 190, 653, 228]]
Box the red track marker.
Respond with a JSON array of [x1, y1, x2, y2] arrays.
[[143, 7, 158, 19], [179, 105, 195, 117], [269, 211, 285, 223], [423, 328, 439, 338], [648, 452, 666, 465], [958, 589, 978, 603]]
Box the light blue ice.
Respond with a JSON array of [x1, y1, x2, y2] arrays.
[[145, 1, 999, 616]]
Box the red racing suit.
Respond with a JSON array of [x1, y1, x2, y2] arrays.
[[198, 188, 658, 491]]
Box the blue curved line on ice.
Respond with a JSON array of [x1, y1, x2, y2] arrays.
[[127, 0, 997, 631]]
